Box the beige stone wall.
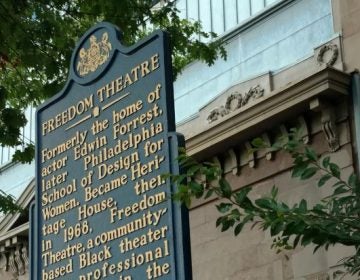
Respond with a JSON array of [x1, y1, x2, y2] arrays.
[[179, 2, 360, 276], [332, 0, 360, 72], [186, 98, 357, 279], [189, 136, 356, 279]]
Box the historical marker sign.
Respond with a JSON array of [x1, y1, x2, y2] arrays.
[[32, 22, 192, 280]]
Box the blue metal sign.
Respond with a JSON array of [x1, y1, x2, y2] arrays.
[[32, 22, 192, 280]]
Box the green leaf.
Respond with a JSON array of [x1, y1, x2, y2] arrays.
[[216, 217, 224, 228], [229, 208, 241, 220], [322, 156, 330, 168], [216, 203, 232, 213], [312, 204, 326, 215], [255, 198, 273, 209], [173, 174, 187, 184], [251, 137, 267, 148], [187, 164, 201, 175], [313, 245, 322, 253], [292, 161, 309, 178], [329, 163, 340, 178], [234, 187, 252, 205], [234, 223, 244, 236], [270, 221, 284, 236], [271, 186, 279, 199], [204, 188, 214, 199], [300, 167, 318, 180], [293, 235, 301, 248], [301, 234, 313, 246], [333, 186, 348, 196], [219, 178, 232, 198], [318, 174, 332, 187], [221, 220, 233, 232], [0, 190, 22, 214], [347, 173, 360, 190], [305, 147, 317, 161], [12, 144, 34, 164], [184, 196, 191, 208], [189, 181, 204, 198], [216, 216, 235, 232], [299, 199, 307, 213]]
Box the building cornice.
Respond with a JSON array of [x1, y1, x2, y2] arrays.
[[184, 67, 350, 159]]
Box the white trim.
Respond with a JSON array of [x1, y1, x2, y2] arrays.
[[0, 179, 35, 235]]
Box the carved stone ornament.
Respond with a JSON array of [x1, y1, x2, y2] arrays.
[[225, 92, 242, 111], [207, 85, 264, 123], [310, 98, 340, 152], [206, 106, 229, 123], [305, 271, 330, 280], [77, 32, 112, 76], [0, 242, 29, 280], [317, 43, 339, 66]]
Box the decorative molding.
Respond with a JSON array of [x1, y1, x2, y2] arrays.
[[207, 85, 264, 123], [305, 271, 329, 280], [186, 68, 350, 159], [212, 156, 222, 170], [317, 43, 339, 67], [206, 106, 229, 123], [224, 149, 239, 175], [203, 122, 297, 176], [14, 245, 25, 276], [261, 133, 273, 160], [310, 98, 339, 152], [211, 156, 222, 183], [8, 250, 16, 278], [0, 252, 8, 273], [296, 116, 310, 144], [245, 142, 255, 168], [21, 244, 28, 272], [279, 124, 289, 146]]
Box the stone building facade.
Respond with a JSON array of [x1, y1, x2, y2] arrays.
[[1, 0, 360, 279]]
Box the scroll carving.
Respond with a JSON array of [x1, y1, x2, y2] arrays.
[[322, 110, 339, 152], [207, 85, 264, 123], [310, 98, 339, 152]]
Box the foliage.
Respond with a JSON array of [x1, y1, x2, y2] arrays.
[[0, 0, 226, 212], [0, 190, 22, 214], [0, 0, 226, 163], [170, 130, 360, 277]]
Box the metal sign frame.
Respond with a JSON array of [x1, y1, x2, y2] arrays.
[[32, 22, 192, 280]]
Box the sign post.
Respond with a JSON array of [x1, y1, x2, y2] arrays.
[[32, 22, 192, 280]]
